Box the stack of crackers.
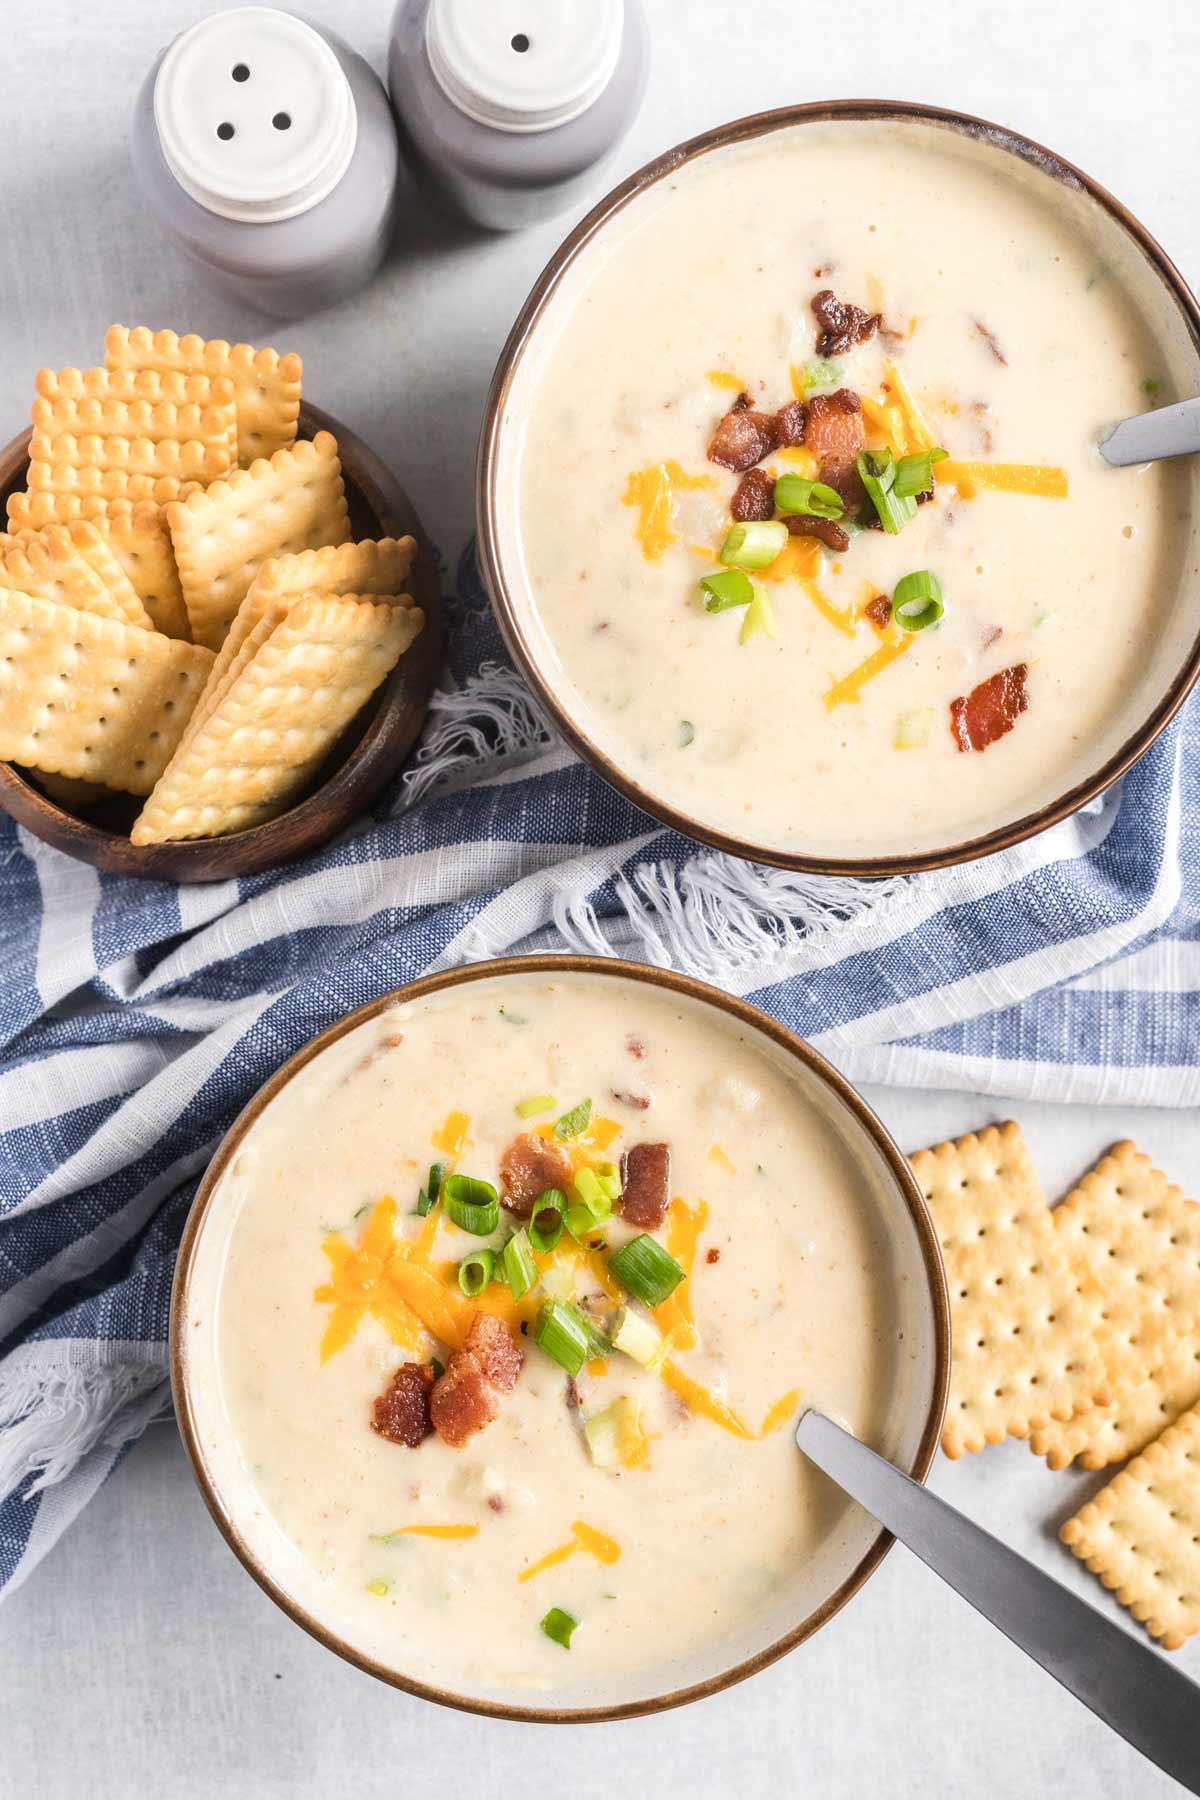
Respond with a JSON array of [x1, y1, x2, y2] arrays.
[[914, 1124, 1200, 1651], [0, 327, 425, 843]]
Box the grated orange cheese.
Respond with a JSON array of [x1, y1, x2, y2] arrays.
[[823, 629, 913, 710], [518, 1519, 622, 1583], [432, 1109, 470, 1156], [800, 576, 857, 639], [935, 460, 1068, 499], [653, 1198, 708, 1352], [706, 369, 745, 390], [392, 1523, 480, 1540], [622, 461, 712, 561]]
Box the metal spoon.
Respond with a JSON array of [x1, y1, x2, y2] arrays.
[[1100, 396, 1200, 465], [797, 1410, 1200, 1794]]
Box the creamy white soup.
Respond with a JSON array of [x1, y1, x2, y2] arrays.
[[493, 120, 1197, 858], [183, 972, 922, 1701]]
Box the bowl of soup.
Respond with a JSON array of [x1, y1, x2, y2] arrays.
[[172, 957, 949, 1719], [478, 102, 1200, 873]]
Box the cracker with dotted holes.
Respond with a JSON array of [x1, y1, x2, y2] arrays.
[[7, 491, 191, 640], [0, 591, 212, 793], [105, 326, 302, 465], [911, 1122, 1111, 1457], [1061, 1402, 1200, 1649], [0, 521, 151, 629], [131, 596, 424, 843], [250, 537, 418, 603], [186, 570, 415, 754], [165, 432, 351, 651], [32, 368, 237, 465], [29, 428, 230, 493], [1037, 1337, 1200, 1473], [0, 528, 140, 627]]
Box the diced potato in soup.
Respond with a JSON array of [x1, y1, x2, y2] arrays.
[[492, 120, 1196, 859], [183, 973, 914, 1697]]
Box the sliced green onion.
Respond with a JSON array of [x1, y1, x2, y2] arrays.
[[416, 1160, 446, 1217], [739, 581, 778, 645], [801, 356, 843, 391], [502, 1228, 537, 1302], [892, 569, 945, 632], [554, 1097, 592, 1141], [365, 1579, 391, 1597], [894, 706, 934, 750], [540, 1606, 578, 1649], [893, 446, 949, 499], [566, 1300, 611, 1361], [609, 1234, 686, 1307], [774, 473, 845, 519], [700, 568, 755, 612], [516, 1092, 555, 1119], [718, 519, 789, 570], [533, 1300, 591, 1377], [584, 1395, 646, 1470], [441, 1173, 500, 1236], [573, 1168, 615, 1222], [565, 1202, 606, 1244], [594, 1163, 623, 1203], [611, 1305, 663, 1367], [857, 449, 917, 535], [458, 1247, 496, 1297], [529, 1188, 567, 1255]]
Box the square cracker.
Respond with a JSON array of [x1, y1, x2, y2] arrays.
[[105, 326, 301, 464], [911, 1122, 1110, 1457], [32, 367, 237, 463], [0, 527, 142, 627], [0, 591, 212, 794], [131, 596, 425, 843], [165, 432, 351, 651], [6, 491, 190, 640], [1061, 1402, 1200, 1649], [29, 427, 231, 491], [1035, 1337, 1200, 1473], [251, 537, 418, 602]]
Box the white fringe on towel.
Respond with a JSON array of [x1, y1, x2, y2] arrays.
[[400, 663, 555, 810], [0, 1340, 170, 1502]]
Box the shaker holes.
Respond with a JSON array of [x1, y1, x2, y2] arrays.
[[511, 33, 530, 51]]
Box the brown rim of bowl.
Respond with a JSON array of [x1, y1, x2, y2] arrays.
[[477, 98, 1200, 878], [171, 952, 950, 1724]]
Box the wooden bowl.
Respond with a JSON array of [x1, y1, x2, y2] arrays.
[[0, 402, 443, 881]]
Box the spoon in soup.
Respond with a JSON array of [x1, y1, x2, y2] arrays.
[[1100, 396, 1200, 465], [797, 1409, 1200, 1794]]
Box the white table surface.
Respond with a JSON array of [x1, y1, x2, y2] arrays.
[[2, 2, 1199, 1795]]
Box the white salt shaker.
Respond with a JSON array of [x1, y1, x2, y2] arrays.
[[131, 7, 401, 318], [387, 0, 650, 231]]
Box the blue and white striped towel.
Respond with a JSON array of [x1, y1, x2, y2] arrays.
[[1, 539, 1197, 1598]]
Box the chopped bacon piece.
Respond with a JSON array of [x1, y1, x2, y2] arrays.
[[429, 1314, 524, 1448], [372, 1361, 435, 1447], [785, 514, 849, 552], [950, 664, 1029, 753], [620, 1142, 671, 1228], [626, 1034, 646, 1059], [730, 466, 775, 521], [499, 1131, 574, 1217], [464, 1311, 523, 1395], [812, 289, 881, 358], [612, 1088, 651, 1110], [430, 1355, 499, 1448], [707, 402, 777, 472], [706, 1247, 721, 1265], [863, 593, 893, 631], [803, 390, 867, 519], [773, 398, 807, 447]]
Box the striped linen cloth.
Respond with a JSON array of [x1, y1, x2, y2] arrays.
[[0, 540, 1196, 1598]]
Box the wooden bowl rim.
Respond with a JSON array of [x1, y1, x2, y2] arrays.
[[170, 952, 951, 1723], [0, 399, 441, 881], [476, 97, 1200, 877]]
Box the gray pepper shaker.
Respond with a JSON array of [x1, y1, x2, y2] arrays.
[[388, 0, 649, 231], [131, 7, 401, 318]]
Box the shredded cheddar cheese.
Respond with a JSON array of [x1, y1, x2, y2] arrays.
[[432, 1109, 470, 1155], [658, 1359, 755, 1439], [706, 369, 745, 390], [519, 1519, 622, 1583], [772, 445, 820, 477], [392, 1523, 480, 1540], [758, 1388, 803, 1437], [709, 1145, 737, 1175], [800, 576, 857, 639], [823, 628, 913, 710], [883, 359, 937, 452], [653, 1198, 708, 1353], [586, 1117, 622, 1153], [313, 1197, 423, 1362], [762, 535, 823, 588], [622, 461, 712, 561], [935, 460, 1068, 499]]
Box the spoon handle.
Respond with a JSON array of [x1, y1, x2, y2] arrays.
[[1100, 395, 1200, 465], [797, 1410, 1200, 1794]]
